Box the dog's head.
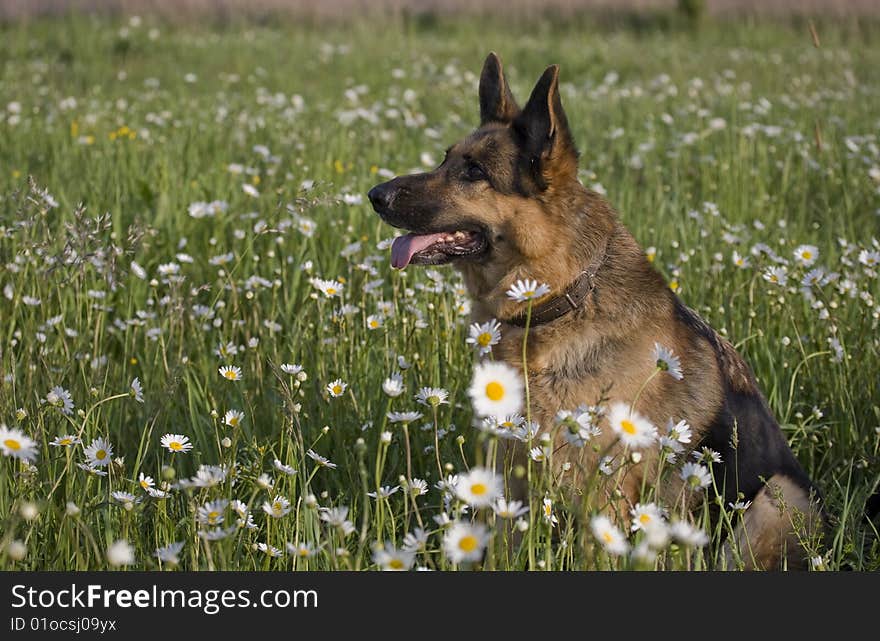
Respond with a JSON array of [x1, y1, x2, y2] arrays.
[[368, 53, 583, 276]]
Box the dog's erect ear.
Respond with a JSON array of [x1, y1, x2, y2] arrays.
[[513, 64, 578, 189], [479, 52, 519, 125]]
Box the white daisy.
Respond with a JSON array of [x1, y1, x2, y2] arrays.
[[273, 459, 297, 475], [692, 446, 723, 464], [83, 437, 113, 467], [732, 251, 750, 269], [402, 528, 429, 551], [130, 377, 144, 403], [160, 433, 193, 454], [219, 365, 243, 381], [729, 500, 752, 514], [556, 408, 601, 448], [591, 515, 630, 555], [442, 521, 488, 564], [77, 462, 108, 476], [382, 372, 405, 397], [154, 541, 184, 565], [387, 411, 422, 424], [372, 542, 414, 571], [312, 278, 344, 298], [287, 542, 317, 558], [366, 314, 384, 330], [454, 468, 501, 508], [793, 244, 819, 267], [307, 449, 337, 469], [224, 409, 245, 428], [256, 542, 283, 557], [493, 498, 529, 519], [466, 319, 501, 355], [45, 386, 75, 415], [669, 520, 709, 547], [368, 480, 400, 498], [280, 363, 304, 376], [111, 491, 138, 509], [197, 500, 228, 526], [405, 478, 429, 497], [138, 473, 155, 491], [415, 387, 449, 407], [506, 279, 551, 302], [607, 403, 657, 449], [318, 506, 355, 536], [653, 343, 683, 380], [107, 540, 135, 567], [858, 249, 880, 267], [542, 496, 558, 525], [326, 379, 347, 397], [529, 446, 549, 463], [680, 461, 712, 490], [630, 503, 666, 532], [262, 495, 292, 518], [763, 266, 788, 286], [467, 361, 523, 418], [0, 426, 38, 462]]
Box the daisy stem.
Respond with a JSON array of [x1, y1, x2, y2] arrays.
[[432, 406, 443, 482], [402, 423, 413, 486], [522, 301, 533, 425], [45, 392, 130, 502], [630, 368, 660, 414]]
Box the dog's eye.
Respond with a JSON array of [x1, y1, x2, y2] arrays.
[[464, 162, 487, 182]]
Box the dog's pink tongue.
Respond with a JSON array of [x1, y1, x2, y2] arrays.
[[391, 233, 444, 269]]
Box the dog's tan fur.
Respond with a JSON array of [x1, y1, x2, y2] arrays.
[[369, 53, 823, 569]]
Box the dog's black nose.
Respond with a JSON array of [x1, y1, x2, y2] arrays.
[[368, 183, 395, 211]]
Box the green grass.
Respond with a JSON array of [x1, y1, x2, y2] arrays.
[[0, 13, 878, 570]]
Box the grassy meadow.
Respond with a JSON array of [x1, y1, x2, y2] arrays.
[[0, 12, 878, 570]]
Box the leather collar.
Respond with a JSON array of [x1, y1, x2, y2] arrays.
[[505, 241, 608, 328]]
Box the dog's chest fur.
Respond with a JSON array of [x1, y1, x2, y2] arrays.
[[486, 299, 725, 503]]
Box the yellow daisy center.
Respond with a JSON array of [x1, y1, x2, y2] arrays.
[[326, 287, 336, 296], [59, 438, 72, 445], [224, 371, 237, 380], [639, 514, 651, 524], [229, 417, 239, 426], [485, 381, 505, 401], [332, 385, 342, 395], [4, 438, 21, 451], [96, 449, 107, 460], [477, 332, 492, 346], [298, 549, 309, 557], [273, 502, 282, 511], [388, 558, 405, 570], [602, 531, 614, 544], [208, 511, 219, 522], [802, 251, 812, 260], [470, 483, 487, 496], [524, 290, 534, 298], [620, 420, 637, 435], [140, 480, 149, 489], [458, 535, 478, 553]]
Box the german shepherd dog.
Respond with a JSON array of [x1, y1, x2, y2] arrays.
[[369, 53, 823, 569]]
